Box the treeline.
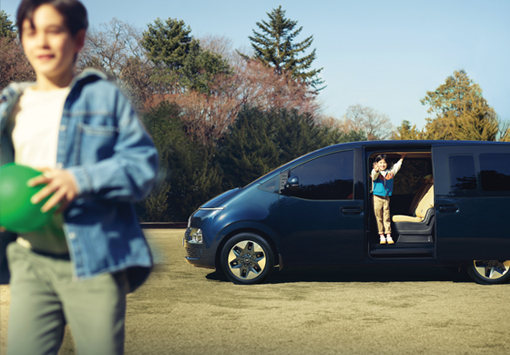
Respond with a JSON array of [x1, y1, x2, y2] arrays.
[[1, 8, 508, 221], [2, 8, 368, 221], [394, 69, 509, 142], [136, 103, 365, 221]]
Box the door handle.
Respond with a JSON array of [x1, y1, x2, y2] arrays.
[[341, 207, 362, 214], [438, 205, 459, 213]]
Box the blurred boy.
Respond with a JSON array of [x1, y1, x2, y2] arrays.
[[0, 0, 158, 354]]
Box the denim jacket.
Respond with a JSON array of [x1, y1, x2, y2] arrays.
[[0, 69, 158, 292]]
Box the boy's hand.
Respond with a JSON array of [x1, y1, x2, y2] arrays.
[[28, 168, 78, 214]]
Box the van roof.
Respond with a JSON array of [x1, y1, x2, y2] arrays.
[[317, 140, 510, 154]]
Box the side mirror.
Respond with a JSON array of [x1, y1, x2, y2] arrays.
[[285, 176, 299, 192]]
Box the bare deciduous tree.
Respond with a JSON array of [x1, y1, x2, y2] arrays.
[[77, 18, 154, 109], [0, 37, 35, 90], [498, 118, 510, 142], [199, 34, 234, 60], [343, 104, 393, 140], [233, 58, 320, 115], [78, 18, 147, 76]]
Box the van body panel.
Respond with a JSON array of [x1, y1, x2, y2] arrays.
[[200, 188, 242, 209], [279, 197, 365, 265], [433, 145, 510, 260], [197, 186, 279, 240]]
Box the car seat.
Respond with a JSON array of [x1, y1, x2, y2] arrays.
[[407, 175, 433, 215], [392, 184, 435, 243]]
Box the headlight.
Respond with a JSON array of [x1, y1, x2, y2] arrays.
[[189, 228, 203, 244]]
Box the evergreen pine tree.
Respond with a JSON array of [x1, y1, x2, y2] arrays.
[[136, 102, 180, 221], [394, 120, 425, 140], [142, 18, 194, 69], [247, 6, 324, 92], [0, 11, 16, 39], [137, 100, 223, 221], [218, 107, 280, 189], [421, 70, 498, 141], [178, 43, 231, 94], [142, 18, 230, 94], [341, 129, 367, 143], [168, 139, 222, 220], [274, 109, 332, 165]]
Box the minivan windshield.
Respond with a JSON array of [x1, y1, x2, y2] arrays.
[[243, 153, 313, 189], [244, 145, 355, 189], [243, 167, 281, 189]]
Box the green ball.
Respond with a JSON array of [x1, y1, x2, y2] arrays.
[[0, 163, 54, 233]]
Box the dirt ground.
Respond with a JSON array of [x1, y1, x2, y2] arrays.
[[1, 229, 510, 355]]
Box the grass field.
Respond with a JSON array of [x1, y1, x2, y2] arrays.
[[2, 229, 510, 354]]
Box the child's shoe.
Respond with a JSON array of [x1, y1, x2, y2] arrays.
[[386, 234, 394, 244], [380, 235, 386, 244]]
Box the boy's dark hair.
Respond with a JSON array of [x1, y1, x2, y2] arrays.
[[16, 0, 88, 39], [375, 154, 387, 163]]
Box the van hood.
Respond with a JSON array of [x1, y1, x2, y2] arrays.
[[200, 188, 242, 208]]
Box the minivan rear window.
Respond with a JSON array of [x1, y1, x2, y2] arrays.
[[449, 155, 477, 192], [480, 153, 510, 192]]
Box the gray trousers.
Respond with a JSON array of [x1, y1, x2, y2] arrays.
[[6, 242, 128, 355]]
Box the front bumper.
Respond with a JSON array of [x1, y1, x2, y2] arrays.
[[183, 227, 203, 260], [183, 207, 227, 269]]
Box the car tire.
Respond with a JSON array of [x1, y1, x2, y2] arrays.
[[467, 260, 510, 285], [220, 233, 274, 285]]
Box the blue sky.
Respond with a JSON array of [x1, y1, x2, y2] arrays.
[[2, 0, 509, 129]]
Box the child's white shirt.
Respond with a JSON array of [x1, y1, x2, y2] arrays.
[[11, 86, 70, 168], [371, 159, 403, 181]]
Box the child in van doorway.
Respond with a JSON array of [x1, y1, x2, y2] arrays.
[[371, 154, 405, 244]]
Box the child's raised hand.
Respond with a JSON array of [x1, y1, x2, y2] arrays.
[[372, 162, 379, 171], [27, 168, 78, 214]]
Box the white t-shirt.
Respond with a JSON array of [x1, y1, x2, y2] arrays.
[[10, 86, 70, 254], [11, 86, 70, 168]]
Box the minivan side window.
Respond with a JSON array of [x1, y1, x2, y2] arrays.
[[285, 150, 354, 200], [480, 153, 510, 193], [448, 155, 477, 194]]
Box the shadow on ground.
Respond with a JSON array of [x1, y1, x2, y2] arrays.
[[206, 265, 472, 284]]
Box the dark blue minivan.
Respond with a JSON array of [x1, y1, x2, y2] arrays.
[[184, 140, 510, 285]]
